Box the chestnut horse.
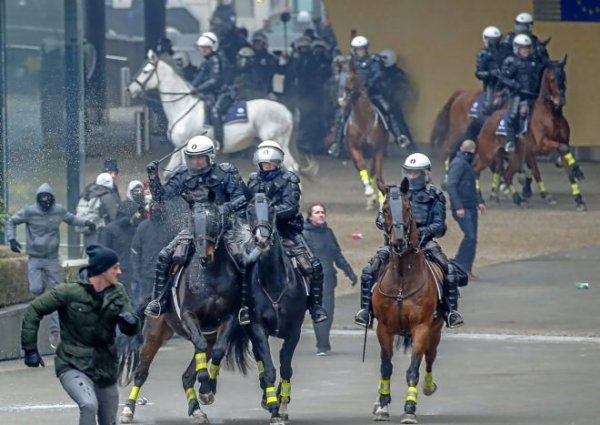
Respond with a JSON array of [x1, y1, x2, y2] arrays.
[[474, 56, 586, 210], [337, 58, 390, 210], [371, 179, 444, 424]]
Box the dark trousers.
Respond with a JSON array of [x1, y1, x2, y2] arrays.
[[452, 208, 478, 273], [313, 280, 335, 353]]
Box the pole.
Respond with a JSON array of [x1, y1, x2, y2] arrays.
[[361, 323, 368, 363], [0, 0, 7, 243]]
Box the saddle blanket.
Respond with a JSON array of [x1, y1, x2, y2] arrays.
[[204, 100, 249, 127], [495, 110, 528, 137], [468, 94, 486, 118], [425, 259, 444, 301]]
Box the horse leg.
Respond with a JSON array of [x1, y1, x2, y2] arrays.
[[120, 317, 173, 424], [525, 153, 556, 205], [371, 144, 386, 206], [503, 151, 527, 207], [373, 324, 394, 422], [205, 315, 237, 397], [422, 322, 443, 397], [180, 310, 214, 405], [349, 143, 377, 210], [182, 355, 208, 424], [561, 149, 587, 211], [400, 325, 430, 424], [277, 328, 302, 423], [247, 323, 281, 422]]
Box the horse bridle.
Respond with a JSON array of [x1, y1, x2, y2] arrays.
[[132, 58, 192, 103], [385, 186, 416, 255], [251, 193, 274, 251]]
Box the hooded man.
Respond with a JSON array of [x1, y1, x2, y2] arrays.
[[81, 172, 121, 248], [21, 244, 140, 425], [6, 183, 95, 347]]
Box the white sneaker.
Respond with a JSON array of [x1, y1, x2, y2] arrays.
[[316, 351, 327, 357]]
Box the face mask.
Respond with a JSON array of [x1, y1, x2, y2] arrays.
[[37, 194, 55, 212], [132, 192, 145, 205], [462, 152, 476, 163]]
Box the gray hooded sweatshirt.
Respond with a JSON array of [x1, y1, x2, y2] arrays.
[[6, 183, 87, 259]]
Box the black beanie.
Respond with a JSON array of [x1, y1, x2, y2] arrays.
[[86, 244, 119, 277]]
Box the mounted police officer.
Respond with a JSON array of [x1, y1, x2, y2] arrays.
[[499, 34, 544, 153], [499, 12, 549, 64], [192, 32, 230, 151], [242, 141, 328, 325], [379, 49, 413, 145], [475, 26, 503, 116], [233, 46, 268, 99], [144, 135, 247, 318], [354, 153, 464, 329], [328, 36, 409, 159]]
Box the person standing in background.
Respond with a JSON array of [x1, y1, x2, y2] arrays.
[[303, 203, 357, 356]]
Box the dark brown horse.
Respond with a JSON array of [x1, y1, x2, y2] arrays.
[[119, 202, 249, 424], [337, 58, 390, 210], [371, 179, 444, 424], [474, 56, 586, 210]]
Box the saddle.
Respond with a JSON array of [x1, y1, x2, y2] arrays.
[[204, 100, 249, 127], [496, 105, 530, 137], [424, 258, 444, 301]]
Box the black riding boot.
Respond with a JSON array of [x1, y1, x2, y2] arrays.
[[504, 124, 516, 153], [354, 269, 375, 329], [444, 279, 464, 329], [238, 277, 250, 325], [308, 260, 328, 323], [388, 114, 410, 148], [212, 117, 224, 152], [328, 121, 345, 158], [144, 254, 173, 318]]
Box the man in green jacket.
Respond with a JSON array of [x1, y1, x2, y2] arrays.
[[21, 244, 140, 425]]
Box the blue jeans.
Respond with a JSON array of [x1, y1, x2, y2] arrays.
[[452, 208, 478, 273]]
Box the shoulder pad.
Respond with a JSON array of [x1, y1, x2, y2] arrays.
[[218, 162, 239, 174], [476, 48, 489, 58], [430, 186, 446, 203], [166, 166, 187, 183], [502, 56, 516, 66], [282, 170, 300, 183], [248, 171, 258, 182]]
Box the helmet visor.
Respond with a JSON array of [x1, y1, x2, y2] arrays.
[[402, 169, 427, 190], [186, 154, 211, 175]]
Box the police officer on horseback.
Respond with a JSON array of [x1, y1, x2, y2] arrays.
[[328, 35, 409, 159], [475, 26, 503, 116], [192, 32, 231, 151], [144, 135, 247, 318], [499, 12, 549, 64], [500, 34, 544, 153], [354, 153, 464, 329], [241, 141, 328, 325]]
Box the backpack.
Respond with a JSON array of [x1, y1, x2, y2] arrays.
[[75, 186, 105, 235]]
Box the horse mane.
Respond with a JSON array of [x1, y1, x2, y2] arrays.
[[158, 54, 195, 91]]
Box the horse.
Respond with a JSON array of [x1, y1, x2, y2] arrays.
[[371, 178, 444, 424], [127, 50, 317, 178], [336, 58, 391, 210], [119, 199, 249, 424], [474, 56, 586, 210], [243, 193, 310, 425]]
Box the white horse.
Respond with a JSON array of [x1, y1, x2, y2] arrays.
[[128, 50, 317, 177]]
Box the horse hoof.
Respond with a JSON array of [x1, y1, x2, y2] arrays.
[[521, 187, 533, 199], [365, 186, 375, 197], [541, 193, 557, 205], [199, 392, 215, 406], [270, 417, 286, 425], [576, 202, 587, 212], [372, 403, 390, 422], [192, 408, 209, 424], [400, 413, 418, 424], [422, 382, 437, 396], [119, 406, 134, 424]]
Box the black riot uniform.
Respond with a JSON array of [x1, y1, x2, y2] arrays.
[[354, 184, 464, 329], [499, 32, 549, 65], [246, 169, 328, 323], [475, 44, 503, 116], [499, 54, 544, 151], [143, 162, 247, 317]]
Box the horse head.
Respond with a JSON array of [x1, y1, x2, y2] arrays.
[[192, 192, 224, 267], [246, 193, 275, 252], [338, 58, 364, 107], [128, 50, 160, 97], [541, 56, 567, 110], [378, 178, 418, 255]]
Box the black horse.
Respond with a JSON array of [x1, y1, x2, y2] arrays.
[[119, 199, 249, 425], [243, 193, 309, 425]]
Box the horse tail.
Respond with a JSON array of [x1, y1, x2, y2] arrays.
[[394, 335, 413, 354], [117, 303, 147, 387], [224, 321, 250, 375], [430, 91, 461, 148]]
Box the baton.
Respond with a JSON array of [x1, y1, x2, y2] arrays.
[[361, 321, 368, 363]]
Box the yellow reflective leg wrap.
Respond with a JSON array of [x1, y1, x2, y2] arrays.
[[423, 372, 434, 391], [536, 181, 547, 193], [491, 174, 500, 191], [279, 379, 291, 398], [475, 179, 481, 191], [186, 387, 197, 402], [257, 360, 265, 378], [444, 158, 449, 172], [508, 185, 517, 195], [208, 363, 220, 380], [359, 169, 370, 186], [406, 386, 418, 403], [564, 152, 576, 166], [195, 352, 207, 372], [265, 386, 278, 404], [379, 379, 391, 396], [128, 386, 141, 401], [571, 183, 581, 196], [525, 169, 533, 179], [378, 191, 385, 205]]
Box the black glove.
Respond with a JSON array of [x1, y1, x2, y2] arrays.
[[146, 161, 159, 178], [375, 211, 385, 230], [118, 311, 139, 335], [84, 221, 97, 232], [348, 270, 358, 286], [9, 239, 22, 253], [418, 227, 430, 242], [23, 349, 45, 368]]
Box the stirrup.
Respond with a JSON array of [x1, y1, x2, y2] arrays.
[[213, 139, 222, 152], [445, 311, 464, 329], [354, 309, 372, 329], [505, 141, 515, 153], [397, 135, 410, 148], [311, 307, 328, 324], [144, 299, 162, 318], [328, 142, 342, 158], [238, 307, 250, 325]]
